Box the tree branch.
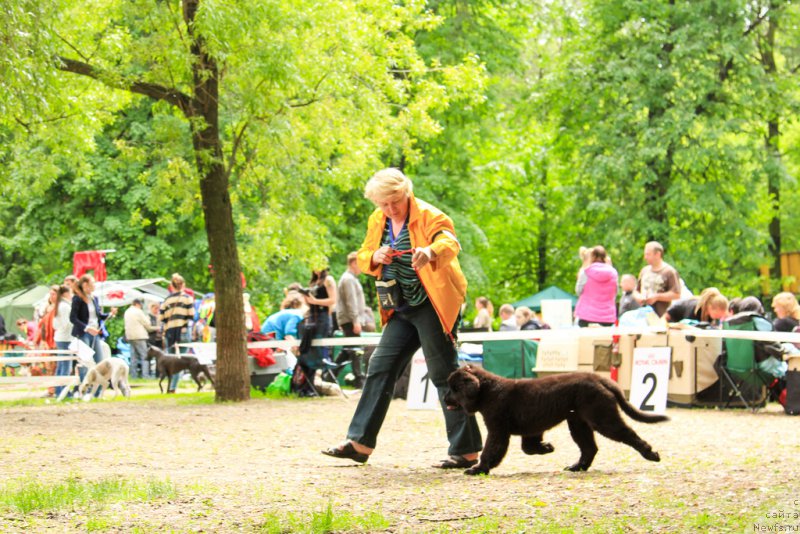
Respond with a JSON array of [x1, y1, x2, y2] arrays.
[[743, 9, 770, 37], [56, 56, 192, 115], [287, 73, 328, 108], [52, 30, 90, 62], [226, 120, 250, 179]]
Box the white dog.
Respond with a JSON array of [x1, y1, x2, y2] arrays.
[[78, 358, 131, 400]]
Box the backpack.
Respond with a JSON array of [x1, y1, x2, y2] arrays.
[[290, 362, 318, 397]]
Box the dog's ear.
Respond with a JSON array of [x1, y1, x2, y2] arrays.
[[463, 372, 480, 397]]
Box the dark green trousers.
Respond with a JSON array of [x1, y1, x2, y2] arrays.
[[346, 299, 483, 456]]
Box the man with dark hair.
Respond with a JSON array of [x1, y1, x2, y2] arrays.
[[636, 241, 681, 317]]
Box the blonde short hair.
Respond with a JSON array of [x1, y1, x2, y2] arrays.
[[514, 306, 534, 323], [695, 287, 729, 322], [364, 168, 413, 204], [645, 241, 664, 256], [171, 273, 185, 290], [773, 292, 800, 320]]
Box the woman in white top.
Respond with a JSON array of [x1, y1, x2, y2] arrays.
[[52, 284, 73, 397], [472, 297, 493, 332]]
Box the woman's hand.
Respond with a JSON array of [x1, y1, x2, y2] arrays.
[[412, 247, 434, 270], [372, 246, 393, 266]]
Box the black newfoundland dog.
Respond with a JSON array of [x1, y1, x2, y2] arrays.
[[445, 365, 667, 475]]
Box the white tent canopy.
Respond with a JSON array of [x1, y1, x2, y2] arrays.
[[93, 278, 168, 307]]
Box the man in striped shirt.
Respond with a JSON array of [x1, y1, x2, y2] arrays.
[[159, 273, 195, 393], [160, 273, 195, 352]]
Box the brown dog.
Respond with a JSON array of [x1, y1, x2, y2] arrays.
[[444, 365, 667, 475], [147, 346, 215, 393]]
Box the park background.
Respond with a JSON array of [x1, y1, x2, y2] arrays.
[[2, 3, 800, 531], [2, 0, 799, 307]]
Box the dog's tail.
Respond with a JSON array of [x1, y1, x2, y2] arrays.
[[601, 378, 669, 423]]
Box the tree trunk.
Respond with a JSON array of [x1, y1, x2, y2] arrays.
[[198, 161, 249, 402], [536, 155, 548, 288], [184, 0, 249, 401], [761, 12, 782, 282]]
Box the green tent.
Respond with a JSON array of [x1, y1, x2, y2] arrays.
[[512, 285, 577, 312], [0, 285, 51, 330]]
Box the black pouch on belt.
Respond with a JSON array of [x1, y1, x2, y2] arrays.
[[375, 279, 402, 310]]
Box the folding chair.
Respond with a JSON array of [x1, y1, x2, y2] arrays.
[[719, 314, 775, 411], [482, 339, 538, 379]]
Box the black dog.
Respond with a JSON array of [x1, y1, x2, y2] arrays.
[[147, 346, 215, 393], [444, 365, 667, 475]]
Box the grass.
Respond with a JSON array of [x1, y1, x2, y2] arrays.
[[0, 384, 307, 408], [0, 476, 177, 514], [257, 501, 390, 533]]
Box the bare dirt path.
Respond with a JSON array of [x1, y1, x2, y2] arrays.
[[0, 392, 798, 532]]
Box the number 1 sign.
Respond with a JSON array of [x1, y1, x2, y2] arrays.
[[407, 349, 440, 410], [629, 346, 672, 415]]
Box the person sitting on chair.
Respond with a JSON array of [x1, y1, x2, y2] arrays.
[[771, 292, 800, 333], [514, 306, 549, 330]]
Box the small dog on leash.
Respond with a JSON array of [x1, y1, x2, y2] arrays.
[[147, 346, 215, 393], [78, 358, 131, 400], [445, 365, 667, 475]]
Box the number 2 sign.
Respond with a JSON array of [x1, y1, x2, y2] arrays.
[[628, 346, 672, 415]]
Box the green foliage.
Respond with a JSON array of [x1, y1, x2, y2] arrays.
[[258, 501, 390, 533], [0, 0, 799, 311], [0, 476, 176, 514]]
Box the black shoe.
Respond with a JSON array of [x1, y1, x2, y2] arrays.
[[321, 442, 369, 464], [433, 455, 478, 469]]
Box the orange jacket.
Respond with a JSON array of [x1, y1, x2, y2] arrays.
[[357, 193, 467, 335]]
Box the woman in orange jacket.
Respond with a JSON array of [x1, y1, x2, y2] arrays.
[[322, 168, 482, 469]]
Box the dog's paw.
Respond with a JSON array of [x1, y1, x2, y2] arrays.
[[642, 450, 660, 462], [564, 463, 589, 472], [523, 442, 555, 455], [464, 466, 489, 476]]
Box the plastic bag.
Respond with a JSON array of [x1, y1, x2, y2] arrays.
[[266, 372, 292, 396]]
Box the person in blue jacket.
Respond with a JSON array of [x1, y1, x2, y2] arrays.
[[261, 296, 305, 341]]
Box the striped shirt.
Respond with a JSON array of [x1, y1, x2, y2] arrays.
[[381, 218, 428, 307], [159, 291, 195, 331]]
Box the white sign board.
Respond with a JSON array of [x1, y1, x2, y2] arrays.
[[629, 346, 671, 415], [535, 340, 579, 372], [189, 344, 216, 365], [540, 299, 573, 329], [69, 338, 96, 366], [407, 349, 440, 410]]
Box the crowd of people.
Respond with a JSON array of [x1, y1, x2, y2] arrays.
[[462, 240, 800, 338], [1, 165, 798, 467], [0, 272, 204, 396]]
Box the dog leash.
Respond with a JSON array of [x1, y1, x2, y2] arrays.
[[387, 248, 414, 258]]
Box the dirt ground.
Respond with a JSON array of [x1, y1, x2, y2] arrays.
[[1, 384, 799, 533]]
